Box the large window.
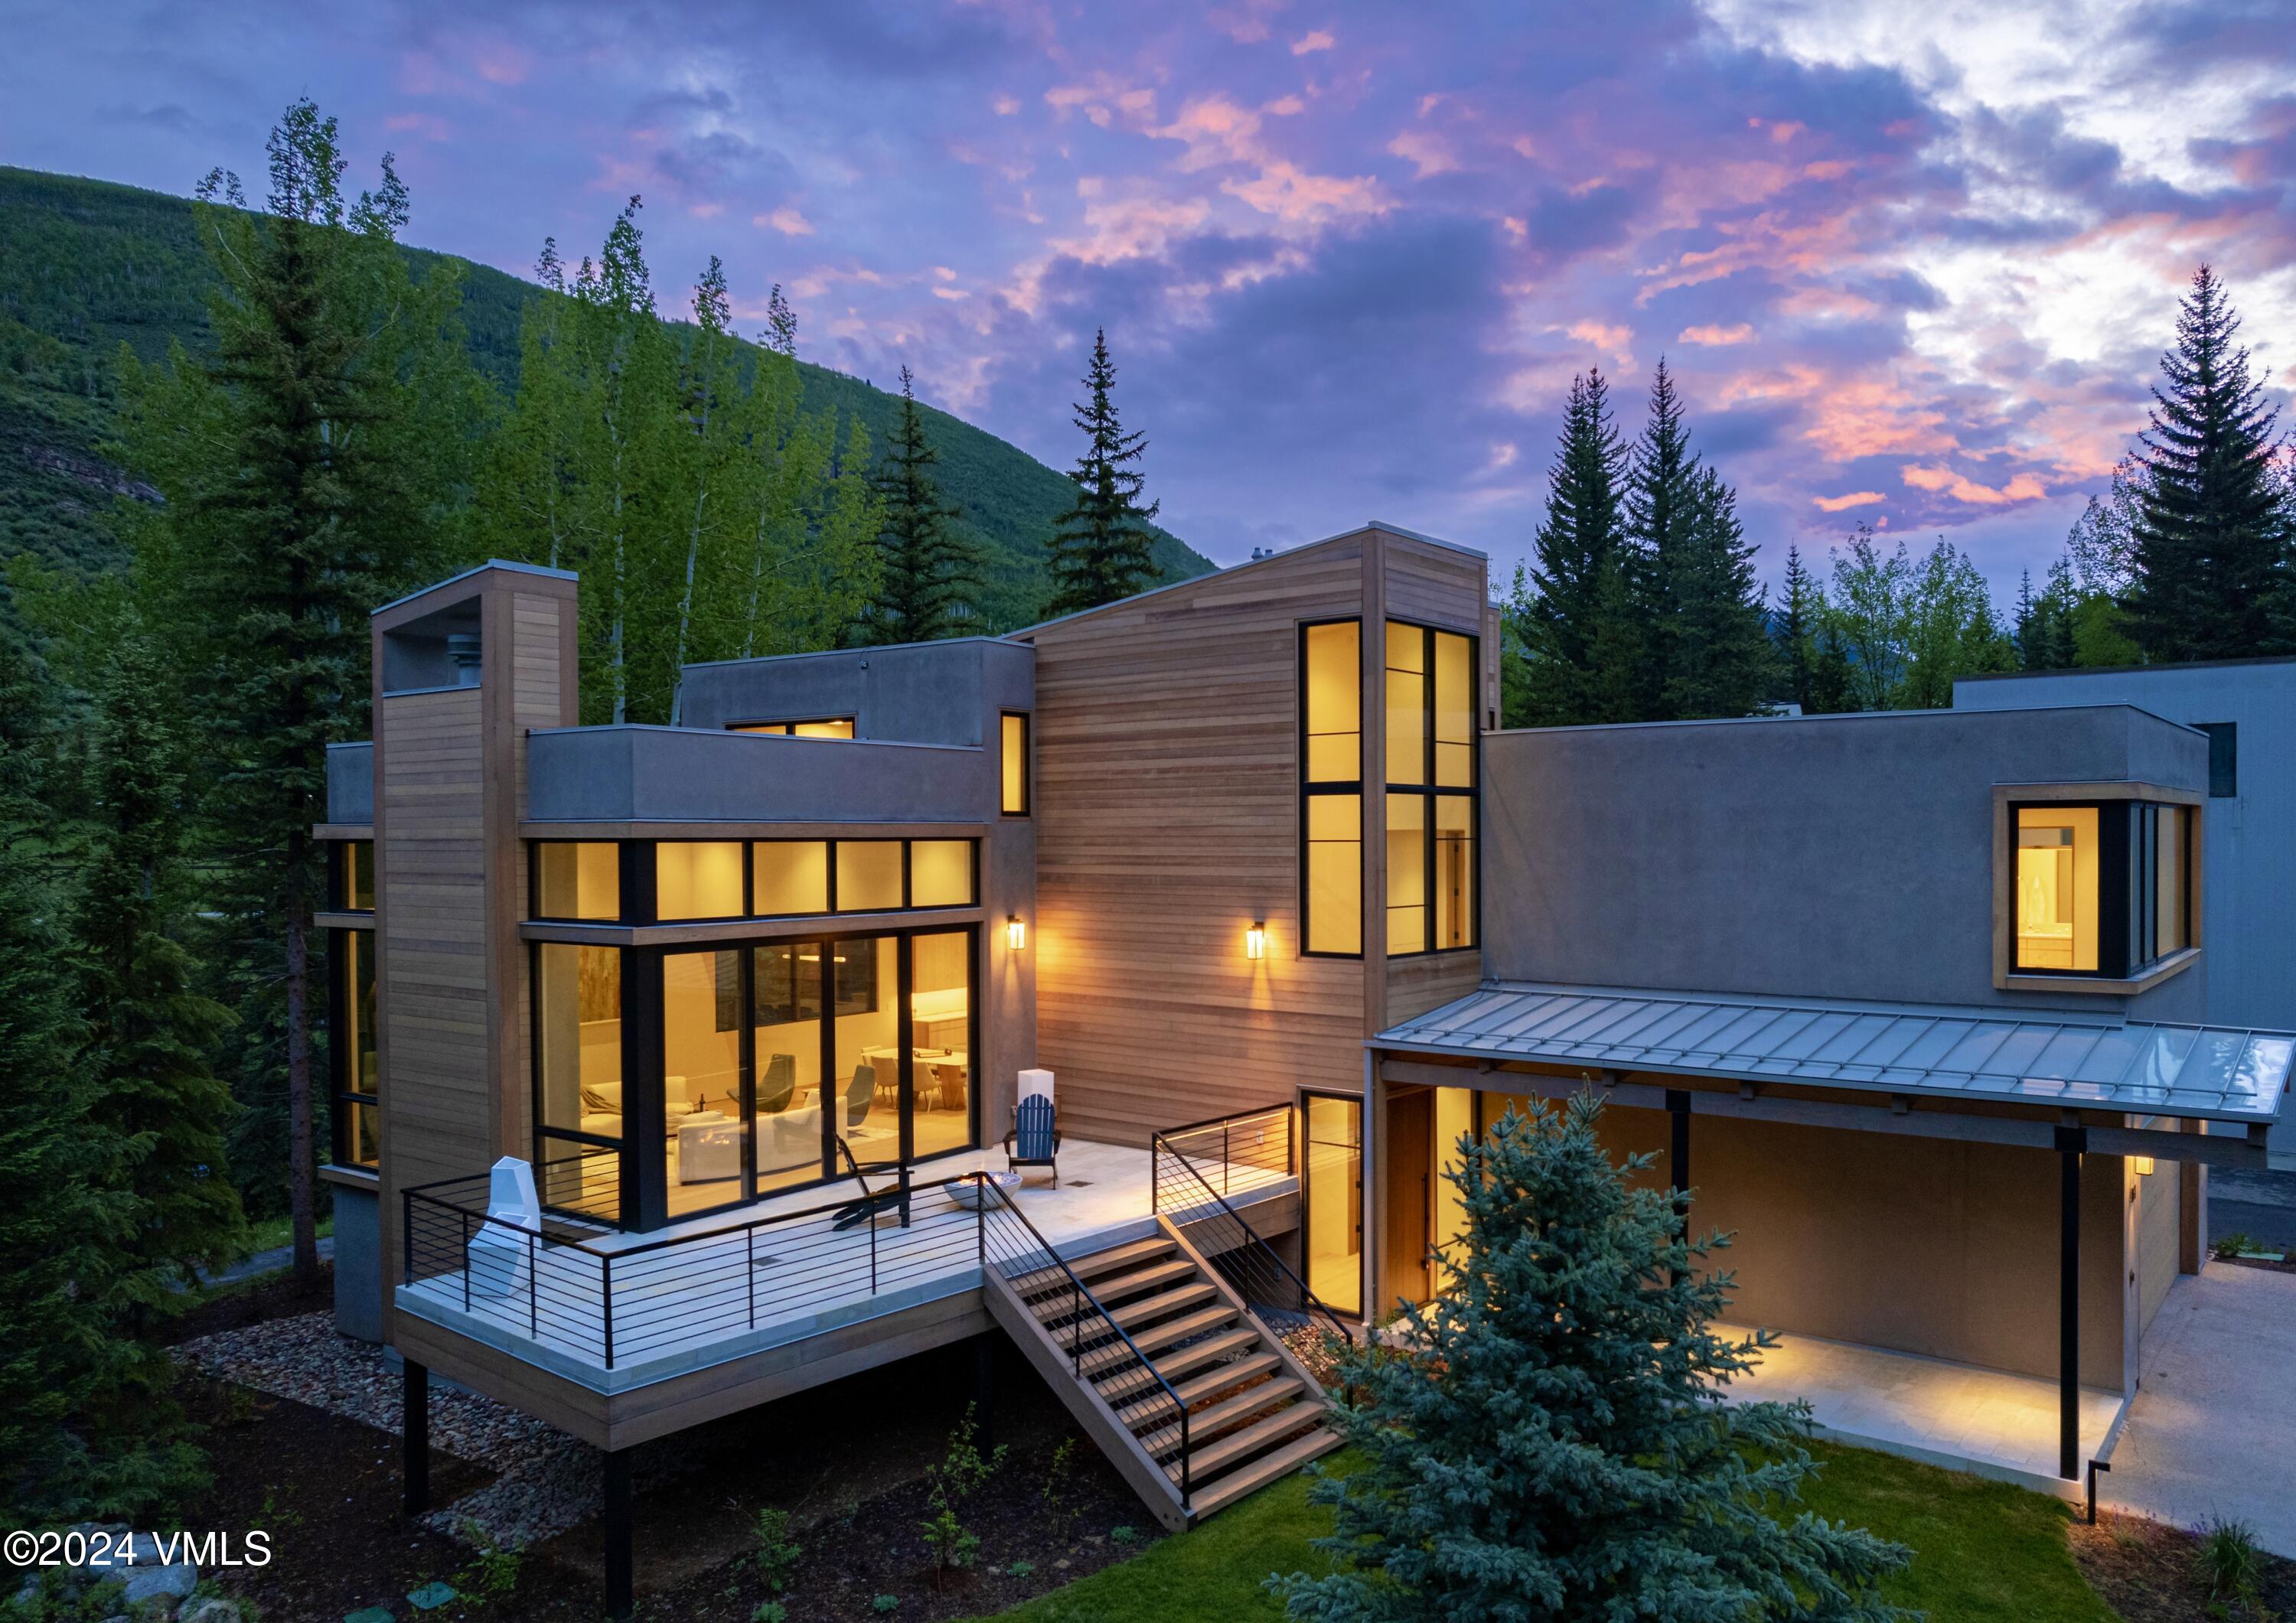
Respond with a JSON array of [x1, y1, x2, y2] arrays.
[[532, 839, 977, 924], [2011, 800, 2194, 978], [1301, 621, 1363, 956], [534, 842, 620, 921], [330, 928, 379, 1168], [334, 840, 375, 912], [540, 927, 978, 1227], [1384, 620, 1478, 957], [729, 717, 855, 738], [1301, 1093, 1362, 1316], [1001, 712, 1031, 816]]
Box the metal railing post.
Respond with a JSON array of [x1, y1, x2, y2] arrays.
[[527, 1231, 539, 1338], [1179, 1408, 1191, 1506], [460, 1209, 471, 1312], [602, 1253, 615, 1369], [402, 1190, 413, 1285], [1223, 1124, 1232, 1195], [745, 1227, 756, 1330], [870, 1202, 879, 1294], [1072, 1270, 1083, 1378]]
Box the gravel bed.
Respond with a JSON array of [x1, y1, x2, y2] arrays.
[[172, 1310, 602, 1548]]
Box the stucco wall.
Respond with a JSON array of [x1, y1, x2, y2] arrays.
[[677, 638, 1034, 748], [1481, 704, 2210, 1016]]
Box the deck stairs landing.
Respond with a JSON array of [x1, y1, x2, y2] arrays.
[[983, 1219, 1342, 1530]]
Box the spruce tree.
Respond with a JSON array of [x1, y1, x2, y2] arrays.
[[2123, 264, 2288, 660], [1774, 543, 1821, 710], [861, 366, 982, 643], [1045, 328, 1163, 616], [111, 99, 475, 1278], [1663, 464, 1776, 717], [1512, 368, 1632, 725], [73, 620, 246, 1318], [1623, 357, 1698, 719], [1274, 1093, 1910, 1622]]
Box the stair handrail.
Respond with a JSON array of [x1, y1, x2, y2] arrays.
[[971, 1174, 1195, 1507], [1150, 1114, 1354, 1353]]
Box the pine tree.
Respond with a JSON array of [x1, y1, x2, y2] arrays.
[[1663, 464, 1775, 717], [111, 99, 477, 1276], [2123, 264, 2288, 661], [73, 619, 245, 1317], [1045, 328, 1162, 616], [1774, 543, 1821, 710], [1623, 357, 1698, 719], [0, 615, 116, 1523], [861, 366, 981, 644], [1274, 1093, 1911, 1621], [1510, 368, 1632, 725]]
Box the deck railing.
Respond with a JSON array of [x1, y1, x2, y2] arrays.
[[1152, 1104, 1352, 1348]]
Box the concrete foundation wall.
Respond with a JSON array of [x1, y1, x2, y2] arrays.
[[333, 1182, 383, 1343], [1593, 1102, 2129, 1390]]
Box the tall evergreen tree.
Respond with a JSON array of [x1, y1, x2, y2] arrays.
[[861, 366, 981, 643], [1510, 367, 1632, 726], [73, 618, 245, 1318], [1774, 543, 1821, 710], [1274, 1093, 1911, 1621], [1663, 463, 1775, 717], [1045, 328, 1162, 616], [111, 99, 479, 1275], [2123, 264, 2288, 660], [1623, 357, 1698, 718]]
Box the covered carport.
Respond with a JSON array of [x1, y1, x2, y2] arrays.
[[1368, 983, 2293, 1493]]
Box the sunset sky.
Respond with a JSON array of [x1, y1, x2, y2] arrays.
[[10, 0, 2294, 592]]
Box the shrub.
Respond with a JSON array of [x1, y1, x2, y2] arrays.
[[2210, 1232, 2258, 1261], [2197, 1515, 2264, 1611], [751, 1602, 788, 1623], [753, 1505, 801, 1594], [918, 1403, 1006, 1588], [871, 1595, 900, 1614]]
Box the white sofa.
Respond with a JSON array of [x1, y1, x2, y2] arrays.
[[757, 1103, 823, 1175], [578, 1077, 696, 1140]]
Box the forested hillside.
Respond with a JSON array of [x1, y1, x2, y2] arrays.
[[0, 165, 1209, 626]]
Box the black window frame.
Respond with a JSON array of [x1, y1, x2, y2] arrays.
[[2197, 723, 2237, 798], [331, 839, 375, 913], [1000, 710, 1032, 817], [2006, 799, 2193, 980], [1299, 617, 1366, 960], [527, 838, 980, 924], [725, 715, 857, 737], [1382, 618, 1481, 960], [533, 923, 980, 1230], [328, 924, 380, 1169]]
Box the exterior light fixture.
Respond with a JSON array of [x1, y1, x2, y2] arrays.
[[1006, 914, 1026, 951], [1245, 921, 1266, 960], [2133, 1155, 2155, 1176]]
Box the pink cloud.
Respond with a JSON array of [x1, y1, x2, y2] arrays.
[[1292, 29, 1336, 54], [756, 207, 814, 236], [1680, 322, 1753, 346], [1223, 161, 1386, 222], [1388, 128, 1458, 178], [1901, 464, 2047, 505], [1813, 490, 1884, 512]]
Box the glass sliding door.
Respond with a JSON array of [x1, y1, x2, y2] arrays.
[[908, 930, 974, 1162], [534, 943, 624, 1221], [663, 950, 748, 1218], [752, 942, 826, 1191], [1302, 1093, 1363, 1317], [831, 935, 899, 1165]]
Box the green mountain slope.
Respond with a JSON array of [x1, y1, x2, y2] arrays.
[[0, 165, 1211, 627]]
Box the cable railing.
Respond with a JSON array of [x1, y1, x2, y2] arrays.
[[975, 1177, 1195, 1506], [1152, 1105, 1352, 1348]]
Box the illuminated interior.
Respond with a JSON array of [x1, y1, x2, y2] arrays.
[[1430, 1087, 1475, 1293], [664, 950, 745, 1217], [333, 927, 380, 1166], [1303, 1094, 1362, 1315], [536, 841, 620, 921], [754, 841, 830, 915], [836, 841, 904, 912], [1384, 620, 1477, 956], [909, 840, 974, 908], [535, 942, 622, 1219], [341, 839, 376, 911], [908, 930, 972, 1162], [2014, 806, 2099, 972], [657, 841, 745, 921], [1001, 712, 1030, 814], [729, 717, 855, 738], [1302, 621, 1362, 954], [1387, 793, 1426, 953]]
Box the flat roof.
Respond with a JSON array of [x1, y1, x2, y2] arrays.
[[1374, 982, 2293, 1126]]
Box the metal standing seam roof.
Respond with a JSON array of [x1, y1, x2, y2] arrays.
[[1373, 983, 2295, 1126]]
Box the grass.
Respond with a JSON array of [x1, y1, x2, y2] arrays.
[[243, 1212, 334, 1256], [978, 1442, 2118, 1622]]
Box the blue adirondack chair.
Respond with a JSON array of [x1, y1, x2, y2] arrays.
[[1004, 1093, 1061, 1183]]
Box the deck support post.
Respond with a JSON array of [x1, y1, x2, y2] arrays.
[[1666, 1090, 1691, 1204], [603, 1449, 634, 1621], [973, 1331, 997, 1452], [2057, 1125, 2086, 1481], [401, 1357, 429, 1515]]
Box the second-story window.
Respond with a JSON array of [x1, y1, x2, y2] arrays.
[[2011, 800, 2193, 977], [1300, 619, 1362, 956], [1384, 619, 1477, 956], [729, 717, 856, 738], [1001, 712, 1031, 815], [334, 839, 375, 912]]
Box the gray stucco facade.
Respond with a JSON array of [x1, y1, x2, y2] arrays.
[[1480, 703, 2211, 1018], [676, 637, 1035, 748]]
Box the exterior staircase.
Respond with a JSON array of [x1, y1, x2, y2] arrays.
[[983, 1217, 1343, 1530]]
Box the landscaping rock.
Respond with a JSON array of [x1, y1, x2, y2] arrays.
[[181, 1599, 245, 1623], [342, 1608, 397, 1623], [406, 1579, 458, 1610]]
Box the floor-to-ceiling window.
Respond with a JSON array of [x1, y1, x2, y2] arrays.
[[663, 950, 747, 1218], [909, 931, 974, 1162], [331, 927, 380, 1167], [1302, 1093, 1363, 1316], [1300, 621, 1363, 956], [534, 943, 625, 1220], [1385, 619, 1478, 957]]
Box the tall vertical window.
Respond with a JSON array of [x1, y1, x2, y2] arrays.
[[331, 929, 379, 1167], [534, 942, 624, 1219], [2010, 800, 2194, 977], [1001, 712, 1031, 816], [535, 842, 621, 921], [1384, 620, 1478, 956], [1302, 1093, 1362, 1316], [334, 840, 375, 912], [1301, 621, 1362, 956]]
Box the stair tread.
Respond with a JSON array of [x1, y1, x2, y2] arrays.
[[1172, 1401, 1324, 1481], [1186, 1428, 1343, 1517], [1055, 1282, 1219, 1346], [1140, 1378, 1304, 1458], [1120, 1351, 1281, 1423], [1097, 1327, 1256, 1395], [1078, 1305, 1236, 1374], [1010, 1238, 1173, 1297]]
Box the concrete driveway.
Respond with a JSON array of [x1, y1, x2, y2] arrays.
[[2105, 1262, 2296, 1557]]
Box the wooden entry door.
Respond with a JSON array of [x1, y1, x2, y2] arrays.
[[1381, 1087, 1432, 1314]]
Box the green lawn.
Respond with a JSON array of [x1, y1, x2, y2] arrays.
[[243, 1212, 334, 1256], [981, 1442, 2118, 1622]]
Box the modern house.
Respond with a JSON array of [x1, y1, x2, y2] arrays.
[[318, 533, 2291, 1618]]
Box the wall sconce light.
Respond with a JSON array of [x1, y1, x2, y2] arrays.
[[1005, 914, 1026, 951], [2133, 1155, 2155, 1177], [1244, 921, 1266, 960]]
